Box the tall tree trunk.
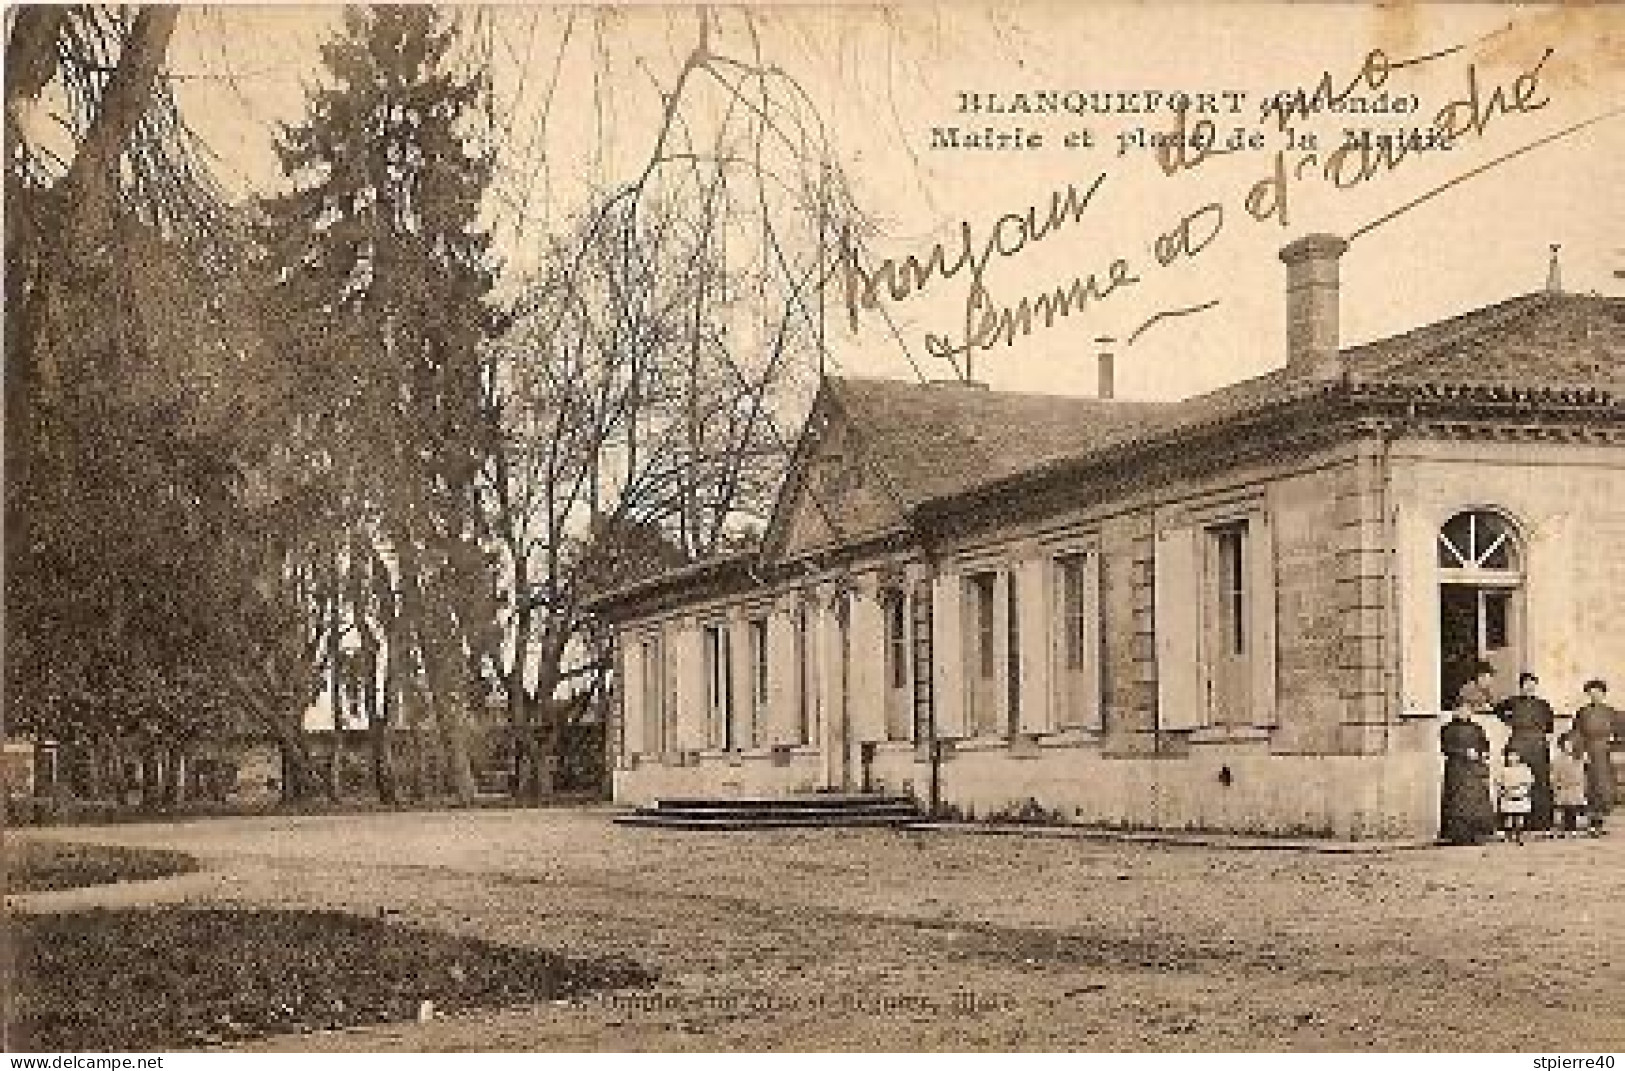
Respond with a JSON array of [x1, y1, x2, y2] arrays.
[[160, 740, 184, 806], [275, 728, 333, 803], [366, 548, 403, 804], [139, 741, 161, 809], [81, 735, 106, 800], [326, 589, 344, 802], [109, 735, 131, 803], [329, 686, 346, 802], [530, 632, 569, 799], [279, 742, 305, 803], [507, 557, 542, 801], [400, 678, 428, 801], [398, 546, 477, 804], [362, 626, 397, 805], [235, 675, 323, 803], [9, 7, 180, 426], [371, 689, 399, 805]]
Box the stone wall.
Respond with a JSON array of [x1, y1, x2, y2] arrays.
[[865, 731, 1440, 840], [610, 434, 1459, 838], [1393, 438, 1625, 717]]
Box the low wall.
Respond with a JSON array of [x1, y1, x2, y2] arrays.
[[615, 718, 1446, 841], [613, 748, 827, 805], [871, 744, 1439, 842]]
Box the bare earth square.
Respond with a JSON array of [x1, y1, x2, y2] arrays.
[[9, 808, 1623, 1052]]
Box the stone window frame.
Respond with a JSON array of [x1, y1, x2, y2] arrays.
[[1433, 504, 1529, 707], [699, 618, 734, 752], [1154, 489, 1278, 736], [1039, 529, 1106, 736]]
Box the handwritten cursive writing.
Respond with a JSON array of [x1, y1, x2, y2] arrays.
[[924, 256, 1140, 365], [1156, 42, 1556, 230], [1128, 299, 1221, 346], [839, 174, 1107, 332], [1257, 42, 1466, 133]]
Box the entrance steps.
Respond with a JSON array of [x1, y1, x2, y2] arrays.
[[613, 793, 923, 830]]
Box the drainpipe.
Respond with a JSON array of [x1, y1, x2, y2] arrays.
[[910, 524, 946, 819], [1149, 513, 1163, 756], [923, 551, 943, 819], [1378, 425, 1397, 753]]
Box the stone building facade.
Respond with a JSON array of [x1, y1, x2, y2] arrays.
[[589, 235, 1625, 840]]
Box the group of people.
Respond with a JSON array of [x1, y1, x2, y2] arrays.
[[1439, 666, 1621, 845]]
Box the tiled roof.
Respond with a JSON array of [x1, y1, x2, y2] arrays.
[[590, 291, 1624, 614], [1342, 291, 1625, 391], [1118, 292, 1622, 445], [828, 377, 1165, 508], [922, 291, 1625, 507]]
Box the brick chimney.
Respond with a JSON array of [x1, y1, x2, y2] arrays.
[[1095, 336, 1116, 400], [1278, 233, 1349, 377]]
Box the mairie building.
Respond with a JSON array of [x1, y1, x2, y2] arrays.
[[587, 235, 1625, 840]]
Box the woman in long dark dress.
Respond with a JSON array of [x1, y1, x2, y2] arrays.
[[1440, 707, 1495, 844]]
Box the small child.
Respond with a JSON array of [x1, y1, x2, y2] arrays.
[[1551, 734, 1589, 837], [1499, 750, 1535, 844]]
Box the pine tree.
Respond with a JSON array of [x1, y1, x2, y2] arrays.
[[260, 7, 499, 804]]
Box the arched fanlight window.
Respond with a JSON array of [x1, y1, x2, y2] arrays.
[[1437, 509, 1522, 572]]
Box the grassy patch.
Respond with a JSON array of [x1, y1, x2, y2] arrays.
[[5, 841, 198, 893], [5, 792, 606, 828], [9, 907, 656, 1051]]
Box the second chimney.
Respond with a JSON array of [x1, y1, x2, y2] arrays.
[[1279, 233, 1348, 377], [1095, 336, 1116, 400]]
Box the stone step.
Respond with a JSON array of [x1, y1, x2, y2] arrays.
[[628, 804, 919, 823], [613, 810, 923, 830], [613, 792, 924, 830], [649, 793, 916, 812]]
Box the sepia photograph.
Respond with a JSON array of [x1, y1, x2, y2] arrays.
[[4, 0, 1624, 1055]]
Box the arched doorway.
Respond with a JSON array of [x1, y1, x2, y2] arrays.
[[1437, 509, 1525, 707]]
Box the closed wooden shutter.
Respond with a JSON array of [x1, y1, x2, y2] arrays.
[[765, 607, 799, 746], [645, 635, 668, 756], [848, 586, 888, 744], [1016, 557, 1053, 734], [672, 621, 707, 752], [728, 615, 755, 748], [932, 571, 967, 738], [1248, 513, 1279, 727], [620, 637, 644, 759], [814, 597, 844, 752], [1155, 526, 1208, 730], [1081, 551, 1105, 730]]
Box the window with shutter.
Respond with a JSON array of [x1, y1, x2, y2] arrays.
[[1205, 522, 1252, 726], [749, 617, 769, 748], [1052, 552, 1103, 730], [964, 571, 999, 735], [1154, 526, 1206, 731]]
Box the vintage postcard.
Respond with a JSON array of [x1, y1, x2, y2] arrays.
[[5, 0, 1623, 1055]]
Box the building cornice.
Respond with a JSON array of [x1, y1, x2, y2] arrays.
[[911, 387, 1625, 540], [588, 381, 1625, 624]]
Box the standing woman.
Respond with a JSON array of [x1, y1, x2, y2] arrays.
[[1573, 679, 1618, 833], [1461, 662, 1511, 804], [1440, 702, 1495, 844], [1495, 672, 1557, 832]]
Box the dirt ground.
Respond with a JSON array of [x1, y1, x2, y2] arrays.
[[10, 808, 1625, 1052]]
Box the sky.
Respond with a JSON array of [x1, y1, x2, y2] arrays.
[[166, 2, 1625, 403]]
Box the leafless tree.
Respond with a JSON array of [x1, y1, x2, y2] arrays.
[[482, 10, 868, 794]]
